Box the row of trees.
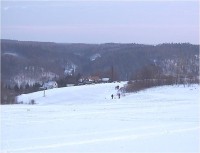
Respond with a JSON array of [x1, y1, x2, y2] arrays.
[[1, 82, 41, 104], [125, 64, 199, 93], [56, 73, 81, 87]]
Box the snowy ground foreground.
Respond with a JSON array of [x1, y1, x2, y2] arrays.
[[1, 83, 200, 153]]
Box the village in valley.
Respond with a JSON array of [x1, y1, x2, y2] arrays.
[[42, 76, 110, 90], [40, 65, 116, 90], [39, 69, 123, 100]]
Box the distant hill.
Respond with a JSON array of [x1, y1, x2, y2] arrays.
[[1, 39, 199, 86]]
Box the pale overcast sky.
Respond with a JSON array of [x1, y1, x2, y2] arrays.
[[1, 1, 199, 44]]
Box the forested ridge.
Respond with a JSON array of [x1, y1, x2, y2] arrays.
[[1, 39, 198, 85]]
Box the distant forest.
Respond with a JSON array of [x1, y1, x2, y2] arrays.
[[1, 39, 199, 104]]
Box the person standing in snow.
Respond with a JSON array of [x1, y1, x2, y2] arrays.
[[118, 93, 120, 99], [111, 94, 114, 99]]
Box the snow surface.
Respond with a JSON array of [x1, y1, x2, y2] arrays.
[[3, 52, 19, 57], [90, 53, 101, 61], [1, 83, 200, 153]]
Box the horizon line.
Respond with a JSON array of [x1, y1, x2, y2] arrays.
[[1, 39, 199, 46]]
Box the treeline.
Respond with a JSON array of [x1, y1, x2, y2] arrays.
[[56, 73, 81, 87], [1, 82, 41, 104], [125, 64, 199, 93]]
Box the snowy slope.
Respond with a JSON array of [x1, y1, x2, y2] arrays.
[[1, 83, 200, 153], [17, 82, 126, 105]]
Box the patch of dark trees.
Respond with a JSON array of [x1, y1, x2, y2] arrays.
[[125, 64, 199, 93], [1, 82, 41, 104]]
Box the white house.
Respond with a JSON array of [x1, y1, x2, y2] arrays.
[[102, 78, 110, 83], [42, 81, 58, 89]]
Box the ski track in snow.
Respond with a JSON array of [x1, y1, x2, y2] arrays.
[[6, 127, 200, 152], [1, 83, 200, 152]]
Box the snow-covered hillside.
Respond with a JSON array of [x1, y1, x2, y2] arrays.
[[17, 82, 126, 105], [1, 83, 200, 152]]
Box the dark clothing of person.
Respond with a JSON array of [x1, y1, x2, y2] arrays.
[[118, 93, 120, 99], [111, 94, 114, 99]]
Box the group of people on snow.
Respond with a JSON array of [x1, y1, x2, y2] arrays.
[[111, 85, 121, 99], [111, 93, 120, 99]]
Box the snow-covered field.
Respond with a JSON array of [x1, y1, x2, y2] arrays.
[[1, 83, 200, 153]]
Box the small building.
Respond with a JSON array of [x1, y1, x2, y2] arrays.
[[88, 76, 101, 83], [78, 76, 100, 84], [41, 81, 58, 89], [78, 78, 85, 83], [102, 78, 110, 83]]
